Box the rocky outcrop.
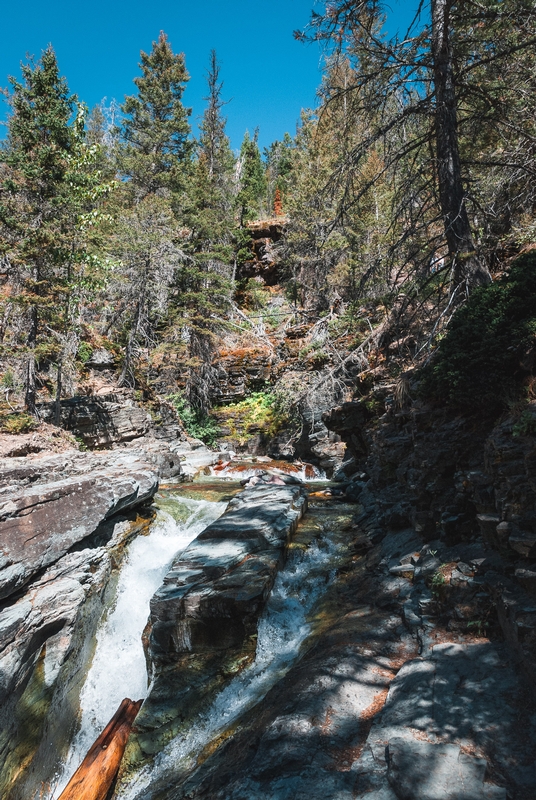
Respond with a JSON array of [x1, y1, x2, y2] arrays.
[[323, 398, 536, 685], [0, 438, 175, 799], [37, 395, 152, 449], [0, 450, 158, 600], [120, 482, 307, 778], [0, 511, 152, 800], [211, 346, 274, 405], [239, 219, 285, 286]]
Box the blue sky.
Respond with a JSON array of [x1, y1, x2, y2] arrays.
[[0, 1, 417, 153]]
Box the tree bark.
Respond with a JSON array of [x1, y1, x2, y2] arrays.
[[57, 698, 142, 800], [24, 305, 38, 415], [54, 361, 62, 426], [432, 0, 492, 291]]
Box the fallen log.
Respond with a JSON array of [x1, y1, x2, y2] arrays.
[[58, 697, 143, 800]]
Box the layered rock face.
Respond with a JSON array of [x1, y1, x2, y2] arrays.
[[0, 451, 158, 600], [38, 395, 152, 449], [323, 398, 536, 685], [0, 448, 162, 800], [121, 482, 307, 777]]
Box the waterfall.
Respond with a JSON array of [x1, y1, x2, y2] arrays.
[[48, 496, 227, 800], [119, 528, 345, 800]]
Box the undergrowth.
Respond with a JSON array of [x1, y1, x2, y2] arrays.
[[420, 251, 536, 413], [167, 393, 220, 447]]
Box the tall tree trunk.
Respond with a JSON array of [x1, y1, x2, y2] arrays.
[[54, 361, 62, 426], [25, 305, 38, 415], [432, 0, 491, 291]]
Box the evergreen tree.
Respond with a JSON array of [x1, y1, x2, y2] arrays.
[[176, 51, 236, 411], [188, 50, 235, 249], [236, 130, 267, 224], [119, 32, 192, 199], [0, 47, 112, 412], [265, 131, 293, 213]]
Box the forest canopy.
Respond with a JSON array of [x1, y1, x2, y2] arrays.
[[1, 3, 536, 423]]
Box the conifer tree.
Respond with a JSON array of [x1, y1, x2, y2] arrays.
[[188, 50, 235, 249], [119, 32, 192, 199], [265, 132, 293, 213], [0, 47, 112, 412], [236, 130, 267, 224], [176, 51, 236, 411]]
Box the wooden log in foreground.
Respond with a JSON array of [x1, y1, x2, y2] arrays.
[[58, 697, 143, 800]]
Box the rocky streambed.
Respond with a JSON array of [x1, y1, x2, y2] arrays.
[[1, 437, 535, 800]]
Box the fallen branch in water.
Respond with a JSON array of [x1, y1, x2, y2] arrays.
[[57, 697, 142, 800]]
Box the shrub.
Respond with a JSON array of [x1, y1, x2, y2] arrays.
[[167, 393, 220, 447], [420, 252, 536, 413], [0, 413, 36, 434], [77, 341, 93, 363]]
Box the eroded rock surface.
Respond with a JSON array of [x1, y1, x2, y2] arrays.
[[121, 482, 307, 777], [122, 493, 534, 800], [0, 450, 158, 599], [0, 512, 152, 800]]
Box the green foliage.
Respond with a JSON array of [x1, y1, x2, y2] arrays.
[[430, 568, 447, 599], [118, 32, 192, 198], [512, 410, 536, 438], [0, 412, 36, 434], [236, 130, 267, 224], [167, 392, 220, 446], [420, 252, 536, 413], [77, 341, 93, 363], [214, 392, 286, 446], [0, 370, 15, 390]]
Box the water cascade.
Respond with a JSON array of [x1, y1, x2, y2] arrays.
[[119, 515, 346, 800], [49, 496, 228, 800]]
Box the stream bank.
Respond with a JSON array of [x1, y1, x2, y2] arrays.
[[127, 492, 535, 800]]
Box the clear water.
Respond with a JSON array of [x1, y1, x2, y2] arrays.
[[118, 530, 344, 800], [48, 496, 227, 799]]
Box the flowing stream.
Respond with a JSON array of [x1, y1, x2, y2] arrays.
[[119, 514, 346, 800], [49, 495, 228, 799], [48, 480, 348, 800]]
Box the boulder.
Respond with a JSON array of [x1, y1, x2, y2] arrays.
[[121, 482, 307, 775], [0, 450, 158, 600]]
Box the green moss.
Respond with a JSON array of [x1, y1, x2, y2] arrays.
[[214, 391, 286, 446], [420, 252, 536, 413]]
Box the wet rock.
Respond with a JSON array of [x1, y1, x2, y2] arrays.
[[0, 450, 158, 600], [0, 512, 149, 800], [122, 482, 308, 775], [170, 439, 222, 479]]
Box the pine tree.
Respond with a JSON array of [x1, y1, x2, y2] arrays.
[[119, 32, 192, 199], [236, 130, 267, 225], [176, 51, 236, 411], [188, 50, 235, 249], [0, 47, 112, 413], [265, 131, 293, 213]]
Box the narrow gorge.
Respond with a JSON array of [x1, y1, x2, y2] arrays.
[[2, 4, 536, 798]]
